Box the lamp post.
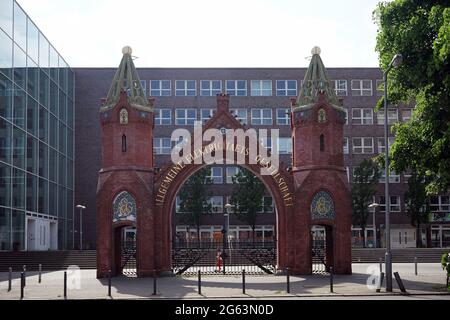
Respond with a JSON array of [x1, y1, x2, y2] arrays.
[[383, 53, 403, 292], [224, 204, 234, 275], [369, 203, 380, 248], [76, 205, 86, 250]]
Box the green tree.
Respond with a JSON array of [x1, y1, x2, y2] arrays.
[[230, 168, 270, 244], [404, 172, 431, 248], [177, 167, 213, 243], [351, 159, 381, 248], [373, 0, 450, 194]]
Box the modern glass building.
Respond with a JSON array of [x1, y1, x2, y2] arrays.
[[0, 0, 75, 251]]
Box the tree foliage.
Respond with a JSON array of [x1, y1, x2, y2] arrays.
[[374, 0, 450, 194], [177, 167, 213, 241], [404, 172, 431, 247], [229, 167, 270, 242], [351, 159, 381, 248]]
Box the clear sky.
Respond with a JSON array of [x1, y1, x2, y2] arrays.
[[18, 0, 383, 68]]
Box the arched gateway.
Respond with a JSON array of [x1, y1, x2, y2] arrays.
[[96, 47, 352, 278]]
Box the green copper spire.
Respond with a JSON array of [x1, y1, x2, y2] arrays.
[[294, 47, 339, 111], [101, 46, 152, 112]]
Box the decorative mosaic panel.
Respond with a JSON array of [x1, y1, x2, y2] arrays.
[[311, 191, 335, 220], [113, 191, 136, 222]]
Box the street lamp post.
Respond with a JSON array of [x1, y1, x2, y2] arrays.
[[76, 205, 86, 251], [369, 203, 380, 248], [224, 204, 235, 275], [383, 53, 403, 292]]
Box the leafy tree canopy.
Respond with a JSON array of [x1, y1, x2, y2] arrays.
[[374, 0, 450, 194]]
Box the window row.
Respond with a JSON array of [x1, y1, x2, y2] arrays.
[[345, 166, 406, 184], [154, 138, 292, 155], [132, 79, 391, 97], [344, 137, 396, 155], [155, 108, 290, 126], [175, 195, 274, 213], [348, 108, 412, 125]]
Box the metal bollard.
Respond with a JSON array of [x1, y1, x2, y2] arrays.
[[242, 269, 246, 295], [286, 267, 290, 294], [394, 272, 407, 293], [198, 270, 201, 295], [152, 270, 157, 296], [38, 264, 42, 284], [8, 267, 12, 292], [23, 265, 26, 287], [108, 270, 112, 297], [330, 267, 334, 293], [376, 272, 385, 293], [414, 257, 418, 276], [64, 271, 67, 299], [379, 257, 383, 273], [20, 272, 24, 300]]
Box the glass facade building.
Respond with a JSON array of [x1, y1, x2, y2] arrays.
[[0, 0, 74, 251]]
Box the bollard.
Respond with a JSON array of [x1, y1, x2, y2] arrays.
[[23, 265, 26, 287], [198, 270, 201, 295], [376, 272, 385, 293], [38, 264, 42, 284], [108, 270, 112, 297], [394, 272, 407, 293], [242, 269, 246, 295], [8, 267, 12, 292], [20, 272, 24, 300], [64, 271, 67, 299], [286, 267, 290, 294], [379, 257, 383, 273], [152, 270, 157, 296], [330, 267, 334, 293], [414, 257, 418, 276]]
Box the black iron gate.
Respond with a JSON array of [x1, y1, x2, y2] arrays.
[[172, 240, 277, 275], [312, 237, 328, 274], [121, 240, 137, 276]]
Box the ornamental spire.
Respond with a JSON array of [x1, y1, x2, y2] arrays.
[[101, 46, 152, 112]]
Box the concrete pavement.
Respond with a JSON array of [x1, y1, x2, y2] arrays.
[[0, 263, 448, 300]]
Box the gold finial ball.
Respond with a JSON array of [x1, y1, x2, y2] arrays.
[[311, 46, 321, 55], [122, 46, 133, 55]]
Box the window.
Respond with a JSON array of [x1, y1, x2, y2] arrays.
[[377, 109, 398, 125], [430, 196, 450, 212], [251, 109, 272, 125], [343, 138, 349, 154], [226, 167, 240, 184], [155, 109, 172, 125], [153, 138, 172, 155], [231, 109, 248, 125], [402, 109, 412, 122], [260, 137, 272, 152], [277, 138, 292, 154], [320, 134, 325, 152], [379, 170, 401, 183], [251, 80, 272, 96], [200, 80, 222, 96], [351, 80, 373, 96], [258, 196, 274, 213], [122, 135, 127, 152], [377, 137, 395, 154], [346, 167, 350, 182], [376, 79, 384, 96], [379, 196, 401, 212], [226, 80, 247, 96], [208, 167, 223, 184], [176, 109, 197, 125], [276, 108, 290, 125], [175, 80, 196, 96], [344, 109, 348, 125], [208, 196, 223, 213], [150, 80, 171, 96], [352, 137, 374, 154], [352, 108, 373, 125], [200, 109, 214, 123], [333, 80, 348, 96], [276, 80, 297, 96]]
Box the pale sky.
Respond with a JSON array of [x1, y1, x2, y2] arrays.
[[17, 0, 383, 68]]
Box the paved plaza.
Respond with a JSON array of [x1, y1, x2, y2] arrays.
[[0, 263, 449, 300]]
